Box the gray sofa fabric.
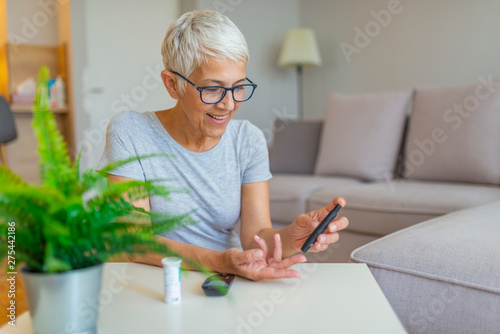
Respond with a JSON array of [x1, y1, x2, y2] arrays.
[[315, 90, 412, 181], [269, 173, 362, 224], [350, 200, 500, 334], [269, 118, 323, 174], [305, 178, 500, 236], [405, 81, 500, 185]]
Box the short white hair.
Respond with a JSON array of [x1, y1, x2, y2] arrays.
[[161, 10, 250, 94]]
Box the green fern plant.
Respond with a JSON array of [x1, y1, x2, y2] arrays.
[[0, 66, 194, 273]]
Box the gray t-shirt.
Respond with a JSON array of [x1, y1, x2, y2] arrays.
[[97, 110, 272, 251]]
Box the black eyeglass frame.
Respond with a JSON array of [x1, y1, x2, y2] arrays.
[[172, 71, 257, 104]]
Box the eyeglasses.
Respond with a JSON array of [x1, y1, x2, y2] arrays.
[[172, 71, 257, 104]]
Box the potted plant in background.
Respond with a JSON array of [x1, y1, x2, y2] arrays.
[[0, 66, 193, 334]]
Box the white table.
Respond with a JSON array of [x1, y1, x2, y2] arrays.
[[1, 263, 407, 333]]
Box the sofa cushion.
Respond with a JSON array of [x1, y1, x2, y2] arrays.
[[269, 118, 323, 174], [405, 79, 500, 185], [269, 173, 362, 224], [307, 179, 500, 236], [350, 200, 500, 334], [315, 90, 412, 181]]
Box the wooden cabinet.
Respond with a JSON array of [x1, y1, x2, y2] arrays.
[[0, 42, 75, 183]]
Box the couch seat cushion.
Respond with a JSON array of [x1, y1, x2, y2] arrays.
[[269, 173, 362, 224], [350, 200, 500, 334], [307, 179, 500, 236]]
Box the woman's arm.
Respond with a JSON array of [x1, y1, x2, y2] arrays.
[[240, 181, 297, 257], [107, 174, 304, 280]]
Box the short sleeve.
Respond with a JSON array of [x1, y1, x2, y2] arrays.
[[241, 122, 272, 183], [96, 111, 145, 181]]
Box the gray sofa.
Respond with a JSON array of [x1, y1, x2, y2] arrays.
[[268, 79, 500, 333], [350, 200, 500, 333]]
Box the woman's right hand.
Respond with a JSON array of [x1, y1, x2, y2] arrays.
[[223, 234, 306, 281]]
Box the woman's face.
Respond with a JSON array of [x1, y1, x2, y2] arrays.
[[178, 58, 247, 140]]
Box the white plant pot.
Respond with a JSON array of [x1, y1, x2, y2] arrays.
[[21, 263, 104, 334]]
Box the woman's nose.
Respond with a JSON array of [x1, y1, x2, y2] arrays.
[[217, 90, 235, 110]]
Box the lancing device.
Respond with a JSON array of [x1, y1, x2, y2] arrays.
[[301, 204, 342, 253]]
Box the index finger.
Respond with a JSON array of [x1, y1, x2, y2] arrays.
[[254, 235, 270, 260], [262, 268, 302, 279], [272, 233, 282, 262], [319, 197, 346, 220], [233, 248, 263, 265], [273, 253, 307, 270], [325, 197, 346, 211]]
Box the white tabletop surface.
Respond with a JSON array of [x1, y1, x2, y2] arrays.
[[1, 262, 407, 334]]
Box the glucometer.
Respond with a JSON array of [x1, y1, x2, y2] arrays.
[[202, 273, 235, 296], [301, 204, 342, 253]]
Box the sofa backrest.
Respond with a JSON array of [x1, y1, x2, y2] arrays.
[[404, 80, 500, 185], [269, 118, 323, 174], [269, 78, 500, 186], [314, 90, 412, 181]]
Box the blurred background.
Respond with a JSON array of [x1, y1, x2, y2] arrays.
[[1, 0, 499, 179]]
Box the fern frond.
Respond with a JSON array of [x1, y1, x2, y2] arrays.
[[0, 190, 47, 220], [99, 179, 187, 203], [44, 242, 72, 273], [0, 166, 26, 187], [66, 150, 82, 187], [32, 66, 72, 190], [149, 211, 196, 234], [32, 109, 72, 188], [97, 153, 174, 176], [0, 185, 65, 216]]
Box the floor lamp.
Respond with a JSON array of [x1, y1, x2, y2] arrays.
[[278, 28, 322, 119]]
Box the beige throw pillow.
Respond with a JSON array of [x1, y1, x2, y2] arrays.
[[404, 80, 500, 185], [315, 90, 412, 181]]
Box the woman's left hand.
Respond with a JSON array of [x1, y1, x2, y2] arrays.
[[288, 197, 349, 252], [225, 233, 306, 281]]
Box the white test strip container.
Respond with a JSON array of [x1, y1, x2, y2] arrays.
[[161, 257, 182, 304]]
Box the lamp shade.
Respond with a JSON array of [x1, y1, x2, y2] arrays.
[[278, 28, 322, 68]]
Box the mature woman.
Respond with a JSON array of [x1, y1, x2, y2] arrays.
[[98, 9, 348, 281]]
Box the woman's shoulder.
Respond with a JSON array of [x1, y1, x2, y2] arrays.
[[109, 110, 150, 125], [108, 110, 154, 131]]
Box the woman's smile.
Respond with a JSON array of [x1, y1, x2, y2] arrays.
[[207, 112, 230, 124]]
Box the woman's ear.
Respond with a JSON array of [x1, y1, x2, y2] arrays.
[[161, 70, 180, 99]]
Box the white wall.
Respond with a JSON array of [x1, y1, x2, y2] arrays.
[[12, 0, 500, 162], [300, 0, 500, 118], [6, 0, 59, 45], [191, 0, 301, 141], [70, 0, 179, 170], [69, 0, 89, 167]]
